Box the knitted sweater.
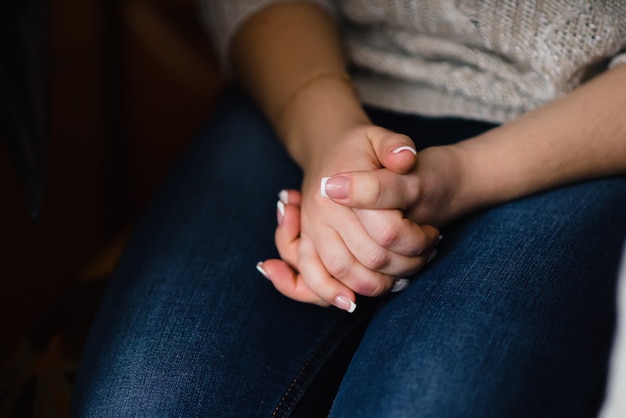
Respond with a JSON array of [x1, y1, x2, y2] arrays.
[[201, 1, 626, 123]]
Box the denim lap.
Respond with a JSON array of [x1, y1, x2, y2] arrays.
[[331, 178, 626, 418], [72, 88, 626, 417], [71, 89, 371, 417]]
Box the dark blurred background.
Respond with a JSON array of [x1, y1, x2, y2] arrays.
[[1, 0, 225, 415]]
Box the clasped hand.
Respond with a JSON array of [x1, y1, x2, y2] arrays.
[[258, 124, 466, 312]]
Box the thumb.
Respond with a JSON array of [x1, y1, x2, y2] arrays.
[[321, 168, 418, 210], [367, 127, 418, 173]]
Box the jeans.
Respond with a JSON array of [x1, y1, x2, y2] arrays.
[[71, 87, 626, 417]]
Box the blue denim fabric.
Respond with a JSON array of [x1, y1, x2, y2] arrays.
[[72, 88, 626, 417]]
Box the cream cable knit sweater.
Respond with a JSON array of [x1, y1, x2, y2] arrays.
[[201, 1, 626, 123]]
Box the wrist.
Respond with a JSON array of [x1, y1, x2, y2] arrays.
[[277, 76, 371, 170], [412, 144, 487, 226], [451, 135, 512, 212]]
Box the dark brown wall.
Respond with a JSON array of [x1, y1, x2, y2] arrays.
[[1, 0, 225, 356]]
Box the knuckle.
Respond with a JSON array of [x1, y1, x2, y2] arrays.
[[326, 257, 353, 280], [353, 278, 387, 297], [363, 247, 390, 271], [405, 177, 421, 201], [406, 244, 426, 257], [376, 224, 401, 248]]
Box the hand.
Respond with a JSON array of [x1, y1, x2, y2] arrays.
[[259, 189, 441, 311], [319, 145, 473, 228], [258, 125, 441, 312]]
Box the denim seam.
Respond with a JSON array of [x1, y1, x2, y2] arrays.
[[271, 349, 320, 418], [271, 313, 371, 418]]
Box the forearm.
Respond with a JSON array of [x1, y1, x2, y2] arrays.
[[457, 63, 626, 210], [230, 3, 369, 170]]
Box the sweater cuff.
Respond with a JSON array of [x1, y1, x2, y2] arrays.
[[199, 0, 336, 74]]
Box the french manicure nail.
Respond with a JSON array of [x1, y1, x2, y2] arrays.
[[335, 295, 357, 313], [391, 145, 417, 155], [276, 200, 285, 225], [322, 176, 350, 199], [427, 248, 439, 264], [279, 189, 289, 204], [435, 234, 444, 245], [256, 262, 270, 279], [391, 278, 410, 293]]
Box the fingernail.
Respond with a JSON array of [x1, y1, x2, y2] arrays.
[[276, 200, 285, 225], [278, 189, 289, 204], [256, 262, 270, 279], [321, 176, 350, 199], [391, 145, 417, 155], [391, 278, 410, 293], [335, 295, 357, 313], [435, 234, 443, 245], [427, 248, 439, 264]]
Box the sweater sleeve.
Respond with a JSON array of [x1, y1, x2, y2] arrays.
[[198, 0, 337, 73], [609, 52, 626, 69]]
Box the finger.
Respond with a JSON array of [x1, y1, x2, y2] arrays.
[[256, 259, 325, 305], [278, 189, 302, 206], [298, 233, 358, 312], [315, 219, 427, 280], [304, 195, 425, 276], [275, 200, 301, 267], [354, 208, 440, 256], [366, 127, 417, 174], [321, 169, 418, 210], [313, 225, 398, 297]]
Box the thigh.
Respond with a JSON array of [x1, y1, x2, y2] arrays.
[[330, 176, 626, 418], [71, 88, 368, 417]]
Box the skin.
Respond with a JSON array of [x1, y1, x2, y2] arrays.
[[232, 3, 626, 311]]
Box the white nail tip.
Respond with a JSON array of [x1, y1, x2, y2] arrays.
[[256, 262, 269, 279], [347, 299, 357, 313], [391, 278, 410, 293], [279, 190, 289, 204], [335, 295, 357, 313], [320, 177, 330, 198], [392, 146, 417, 155], [276, 200, 285, 216]]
